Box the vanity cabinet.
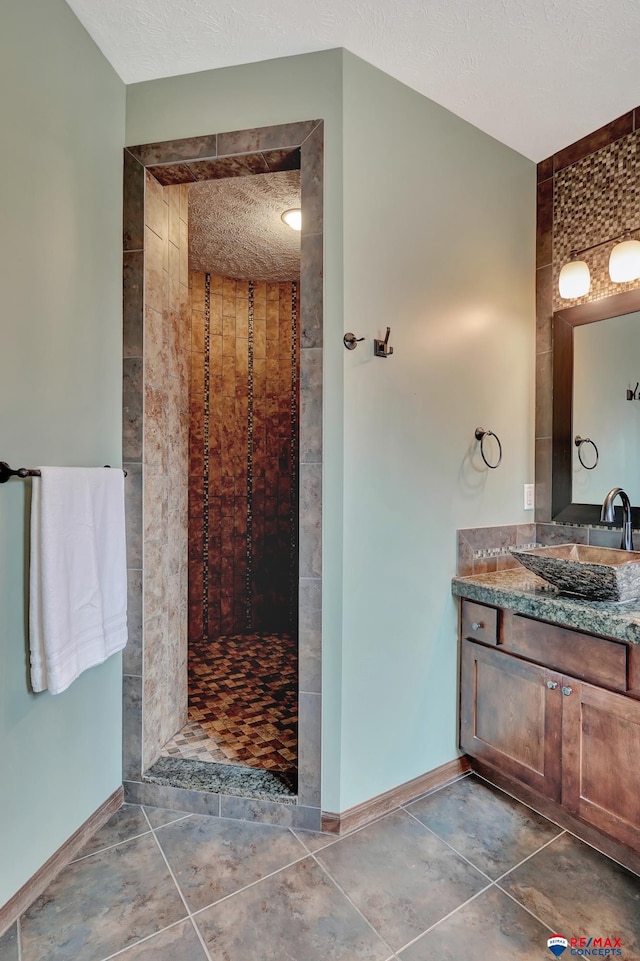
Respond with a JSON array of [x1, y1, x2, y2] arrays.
[[460, 600, 640, 852], [461, 640, 562, 801]]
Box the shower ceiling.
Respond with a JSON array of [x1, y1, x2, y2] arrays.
[[188, 170, 301, 282]]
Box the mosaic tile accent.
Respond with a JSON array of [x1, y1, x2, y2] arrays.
[[162, 632, 297, 774], [246, 282, 254, 631], [552, 131, 640, 310], [202, 274, 211, 638], [474, 543, 539, 559], [289, 281, 299, 629]]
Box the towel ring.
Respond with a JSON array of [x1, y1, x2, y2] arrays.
[[475, 428, 502, 470], [575, 436, 599, 470]]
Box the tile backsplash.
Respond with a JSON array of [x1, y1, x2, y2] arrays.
[[457, 522, 625, 576]]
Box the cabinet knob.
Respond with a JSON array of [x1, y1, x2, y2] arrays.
[[546, 680, 558, 690], [562, 686, 573, 696], [471, 622, 483, 632]]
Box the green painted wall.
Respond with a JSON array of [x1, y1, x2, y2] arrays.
[[126, 50, 346, 813], [339, 52, 535, 809], [126, 48, 535, 815], [0, 0, 125, 905]]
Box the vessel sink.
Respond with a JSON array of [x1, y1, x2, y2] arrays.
[[510, 543, 640, 602]]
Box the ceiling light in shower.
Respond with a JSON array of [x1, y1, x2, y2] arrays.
[[281, 208, 302, 231]]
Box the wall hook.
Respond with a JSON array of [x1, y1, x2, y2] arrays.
[[374, 326, 394, 358], [344, 332, 365, 350]]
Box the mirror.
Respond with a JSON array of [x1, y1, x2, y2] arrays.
[[573, 310, 640, 505], [552, 289, 640, 526]]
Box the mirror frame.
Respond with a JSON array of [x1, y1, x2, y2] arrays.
[[552, 287, 640, 527]]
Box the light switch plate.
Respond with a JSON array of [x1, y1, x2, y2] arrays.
[[524, 484, 535, 511]]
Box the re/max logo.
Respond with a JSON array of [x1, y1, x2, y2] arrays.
[[571, 940, 622, 949], [568, 937, 623, 957]]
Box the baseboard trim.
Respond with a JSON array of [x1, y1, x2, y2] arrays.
[[471, 759, 640, 878], [0, 785, 123, 938], [321, 757, 470, 835]]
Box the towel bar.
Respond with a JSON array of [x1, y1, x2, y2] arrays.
[[0, 462, 128, 484]]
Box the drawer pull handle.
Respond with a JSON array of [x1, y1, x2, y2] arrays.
[[471, 622, 483, 631], [546, 680, 558, 690], [562, 686, 573, 696]]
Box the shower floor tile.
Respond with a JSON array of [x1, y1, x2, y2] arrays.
[[160, 632, 297, 774]]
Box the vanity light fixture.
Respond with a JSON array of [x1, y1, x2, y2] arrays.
[[609, 238, 640, 283], [281, 208, 301, 231], [559, 226, 640, 299], [558, 257, 591, 299]]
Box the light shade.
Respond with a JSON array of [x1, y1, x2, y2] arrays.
[[609, 239, 640, 282], [558, 259, 590, 299], [281, 208, 301, 231]]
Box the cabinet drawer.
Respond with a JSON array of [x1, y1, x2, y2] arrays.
[[461, 600, 499, 646], [507, 614, 628, 692]]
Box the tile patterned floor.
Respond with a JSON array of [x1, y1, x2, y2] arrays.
[[4, 775, 640, 961], [161, 633, 297, 773]]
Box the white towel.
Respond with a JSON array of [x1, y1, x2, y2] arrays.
[[29, 466, 128, 695]]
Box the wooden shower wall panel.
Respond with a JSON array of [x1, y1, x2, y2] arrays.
[[188, 272, 299, 643]]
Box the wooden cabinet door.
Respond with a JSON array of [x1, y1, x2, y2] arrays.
[[562, 679, 640, 850], [460, 639, 562, 801]]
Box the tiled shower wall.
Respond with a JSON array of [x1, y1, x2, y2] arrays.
[[188, 272, 300, 641], [123, 169, 190, 775], [535, 109, 640, 520]]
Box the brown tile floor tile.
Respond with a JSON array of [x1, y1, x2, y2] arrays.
[[20, 834, 187, 961], [0, 925, 18, 961], [316, 809, 488, 951], [143, 805, 192, 829], [500, 832, 640, 955], [73, 804, 150, 859], [155, 814, 307, 912], [399, 886, 551, 960], [114, 920, 208, 960], [405, 775, 562, 879], [194, 857, 392, 961], [292, 828, 339, 853]]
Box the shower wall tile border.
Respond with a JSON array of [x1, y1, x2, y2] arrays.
[[297, 692, 322, 807], [122, 675, 143, 782], [123, 251, 143, 356], [122, 121, 324, 815], [123, 779, 321, 830], [299, 577, 321, 695], [123, 148, 145, 251]]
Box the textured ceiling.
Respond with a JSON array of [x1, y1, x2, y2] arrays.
[[65, 0, 640, 161], [188, 171, 301, 281]]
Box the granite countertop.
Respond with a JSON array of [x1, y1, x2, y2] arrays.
[[452, 567, 640, 644]]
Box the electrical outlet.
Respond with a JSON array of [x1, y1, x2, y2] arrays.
[[524, 484, 535, 511]]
